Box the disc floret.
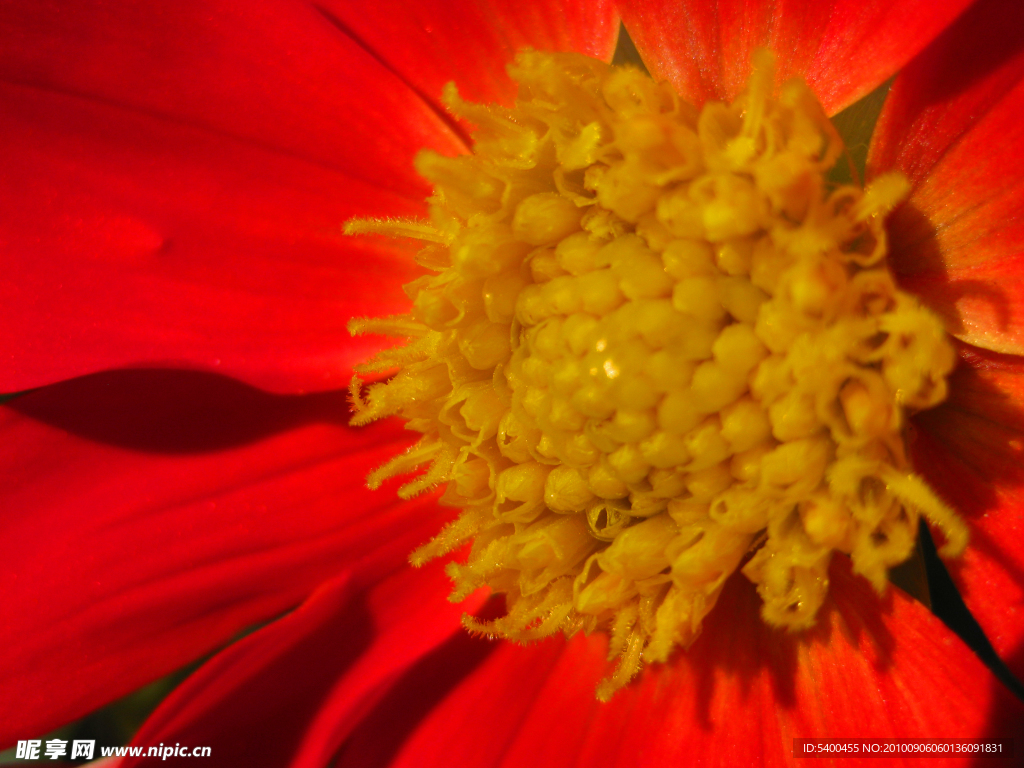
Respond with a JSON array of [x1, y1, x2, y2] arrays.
[[347, 50, 965, 699]]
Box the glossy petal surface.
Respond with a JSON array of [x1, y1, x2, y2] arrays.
[[912, 344, 1024, 680], [0, 370, 447, 741], [617, 0, 973, 115], [0, 0, 464, 393], [871, 0, 1024, 354]]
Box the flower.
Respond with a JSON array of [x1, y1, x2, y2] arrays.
[[1, 0, 1023, 765]]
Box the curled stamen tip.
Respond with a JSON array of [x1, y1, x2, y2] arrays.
[[856, 173, 911, 220]]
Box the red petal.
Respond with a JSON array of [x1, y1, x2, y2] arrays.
[[868, 0, 1024, 185], [617, 0, 973, 115], [0, 370, 447, 742], [332, 605, 508, 768], [0, 1, 465, 393], [870, 0, 1024, 355], [289, 579, 490, 768], [350, 636, 569, 768], [315, 0, 619, 109], [345, 558, 1023, 767], [0, 0, 462, 190], [573, 563, 1023, 766], [119, 561, 481, 768], [911, 344, 1024, 680]]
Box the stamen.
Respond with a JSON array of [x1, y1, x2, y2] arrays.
[[347, 50, 961, 699], [343, 217, 450, 244]]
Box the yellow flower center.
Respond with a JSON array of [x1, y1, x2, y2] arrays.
[[346, 50, 967, 699]]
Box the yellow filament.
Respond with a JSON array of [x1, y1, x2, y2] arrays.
[[343, 217, 450, 244]]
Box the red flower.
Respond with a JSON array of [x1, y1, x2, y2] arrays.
[[2, 0, 1023, 764]]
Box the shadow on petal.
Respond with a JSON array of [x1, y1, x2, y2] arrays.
[[332, 597, 506, 768], [10, 368, 352, 454], [890, 202, 1020, 346]]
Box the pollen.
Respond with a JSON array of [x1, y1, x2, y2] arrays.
[[346, 50, 966, 700]]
